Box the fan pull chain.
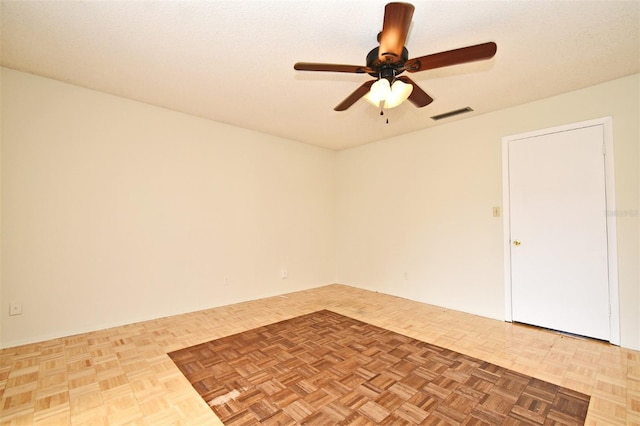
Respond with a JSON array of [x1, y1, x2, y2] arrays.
[[379, 109, 389, 124], [378, 102, 390, 124]]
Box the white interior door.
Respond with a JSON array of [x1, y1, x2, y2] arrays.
[[507, 124, 610, 340]]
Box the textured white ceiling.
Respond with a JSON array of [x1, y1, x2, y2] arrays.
[[1, 1, 639, 150]]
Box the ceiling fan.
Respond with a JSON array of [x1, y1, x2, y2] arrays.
[[294, 2, 497, 111]]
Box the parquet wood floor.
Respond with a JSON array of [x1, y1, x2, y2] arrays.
[[169, 310, 591, 425], [1, 284, 639, 425]]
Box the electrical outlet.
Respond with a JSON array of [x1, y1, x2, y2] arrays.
[[281, 269, 288, 279], [9, 302, 22, 316], [224, 276, 230, 285]]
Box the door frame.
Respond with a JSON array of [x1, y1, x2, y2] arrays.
[[501, 116, 620, 345]]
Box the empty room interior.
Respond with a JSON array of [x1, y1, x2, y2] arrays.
[[1, 1, 639, 425]]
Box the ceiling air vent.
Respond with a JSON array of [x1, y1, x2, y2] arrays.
[[430, 107, 474, 121]]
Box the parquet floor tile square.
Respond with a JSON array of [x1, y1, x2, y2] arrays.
[[169, 310, 590, 425], [1, 284, 638, 425]]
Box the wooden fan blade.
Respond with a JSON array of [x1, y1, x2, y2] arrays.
[[334, 80, 376, 111], [397, 76, 433, 107], [378, 2, 414, 63], [294, 62, 373, 74], [404, 42, 497, 73]]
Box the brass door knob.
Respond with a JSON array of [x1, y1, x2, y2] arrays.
[[513, 240, 522, 246]]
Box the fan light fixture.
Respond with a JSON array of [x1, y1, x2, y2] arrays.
[[365, 78, 413, 109]]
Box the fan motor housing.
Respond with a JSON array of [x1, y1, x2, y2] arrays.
[[366, 46, 409, 78]]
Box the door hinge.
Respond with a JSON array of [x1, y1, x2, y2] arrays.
[[602, 143, 606, 155]]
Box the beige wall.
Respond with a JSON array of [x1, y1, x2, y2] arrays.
[[336, 74, 640, 350], [1, 68, 336, 347], [2, 68, 638, 350]]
